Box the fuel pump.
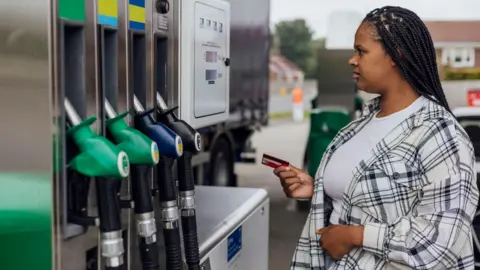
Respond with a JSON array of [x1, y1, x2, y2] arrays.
[[64, 98, 129, 270], [155, 93, 202, 270], [132, 96, 185, 270], [103, 100, 161, 270]]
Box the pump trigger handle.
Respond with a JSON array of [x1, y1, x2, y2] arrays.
[[156, 105, 178, 117], [136, 108, 156, 118]]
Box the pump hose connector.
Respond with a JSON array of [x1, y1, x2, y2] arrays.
[[105, 263, 127, 270], [136, 212, 159, 270]]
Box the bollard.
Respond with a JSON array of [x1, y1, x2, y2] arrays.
[[292, 87, 304, 122]]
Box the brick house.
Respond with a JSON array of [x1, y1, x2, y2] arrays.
[[269, 54, 304, 83], [269, 54, 305, 93], [425, 20, 480, 69]]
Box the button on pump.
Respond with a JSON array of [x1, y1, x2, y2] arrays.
[[156, 0, 170, 14]]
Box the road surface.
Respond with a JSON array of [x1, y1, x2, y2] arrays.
[[235, 119, 310, 270]]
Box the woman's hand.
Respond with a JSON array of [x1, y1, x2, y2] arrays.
[[273, 165, 314, 199], [316, 225, 364, 260]]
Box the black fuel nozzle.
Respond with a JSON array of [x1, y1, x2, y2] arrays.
[[155, 94, 201, 153], [154, 93, 201, 270]]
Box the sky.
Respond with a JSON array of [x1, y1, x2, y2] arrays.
[[271, 0, 480, 38]]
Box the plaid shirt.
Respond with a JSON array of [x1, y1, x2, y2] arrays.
[[291, 97, 479, 269]]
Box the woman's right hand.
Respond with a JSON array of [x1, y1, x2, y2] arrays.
[[273, 165, 314, 199]]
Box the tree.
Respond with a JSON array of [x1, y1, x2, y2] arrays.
[[274, 19, 314, 76], [305, 37, 326, 78]]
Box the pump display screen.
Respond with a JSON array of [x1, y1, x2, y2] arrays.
[[205, 69, 217, 82], [205, 51, 217, 62]]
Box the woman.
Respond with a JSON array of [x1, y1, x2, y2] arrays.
[[274, 6, 479, 270]]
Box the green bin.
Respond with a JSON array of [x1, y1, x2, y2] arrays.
[[306, 107, 351, 177]]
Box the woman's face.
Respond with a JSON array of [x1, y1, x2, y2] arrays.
[[348, 23, 396, 94]]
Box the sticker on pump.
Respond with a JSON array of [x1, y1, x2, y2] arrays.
[[175, 136, 184, 157], [151, 142, 160, 164], [117, 151, 130, 178]]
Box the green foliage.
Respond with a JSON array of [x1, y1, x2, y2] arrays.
[[273, 19, 326, 79], [274, 19, 314, 75]]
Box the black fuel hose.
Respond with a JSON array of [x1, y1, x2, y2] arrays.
[[130, 164, 160, 270], [95, 178, 125, 270], [157, 156, 183, 270], [178, 151, 200, 270]]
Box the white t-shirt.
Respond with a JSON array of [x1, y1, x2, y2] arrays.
[[323, 96, 426, 224]]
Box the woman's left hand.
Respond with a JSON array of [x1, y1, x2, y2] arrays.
[[316, 225, 364, 260]]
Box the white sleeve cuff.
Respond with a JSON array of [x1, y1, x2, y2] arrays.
[[362, 222, 389, 258]]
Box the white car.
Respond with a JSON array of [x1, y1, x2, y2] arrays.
[[453, 107, 480, 269], [453, 107, 480, 170]]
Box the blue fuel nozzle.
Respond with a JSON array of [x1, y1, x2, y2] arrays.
[[134, 108, 183, 159]]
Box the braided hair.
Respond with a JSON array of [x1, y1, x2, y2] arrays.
[[362, 6, 451, 113]]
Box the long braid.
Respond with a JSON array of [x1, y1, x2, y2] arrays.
[[363, 6, 452, 113]]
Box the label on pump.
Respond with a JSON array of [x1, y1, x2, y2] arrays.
[[117, 151, 130, 177], [227, 225, 242, 263], [194, 132, 202, 151], [151, 142, 160, 164]]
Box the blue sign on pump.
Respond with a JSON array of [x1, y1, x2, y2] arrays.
[[227, 226, 242, 262]]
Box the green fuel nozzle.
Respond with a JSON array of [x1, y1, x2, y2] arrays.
[[105, 104, 159, 167], [104, 99, 161, 270], [66, 113, 130, 179]]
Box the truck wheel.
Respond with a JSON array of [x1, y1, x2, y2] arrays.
[[208, 137, 236, 186]]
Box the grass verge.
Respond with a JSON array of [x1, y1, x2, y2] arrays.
[[269, 111, 311, 120]]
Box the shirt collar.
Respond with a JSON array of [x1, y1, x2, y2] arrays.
[[361, 95, 450, 128]]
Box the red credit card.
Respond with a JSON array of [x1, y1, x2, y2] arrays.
[[262, 153, 289, 169]]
